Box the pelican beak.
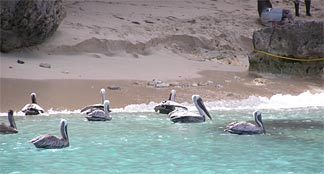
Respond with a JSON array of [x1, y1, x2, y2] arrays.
[[197, 97, 212, 120], [206, 110, 212, 120]]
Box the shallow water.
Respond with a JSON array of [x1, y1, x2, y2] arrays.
[[0, 108, 323, 174]]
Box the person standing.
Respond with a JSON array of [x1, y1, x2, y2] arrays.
[[294, 0, 312, 16]]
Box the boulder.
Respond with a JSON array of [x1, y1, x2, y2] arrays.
[[0, 0, 66, 52], [248, 21, 324, 75]]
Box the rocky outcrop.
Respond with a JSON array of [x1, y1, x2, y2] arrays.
[[0, 0, 66, 52], [248, 21, 324, 76]]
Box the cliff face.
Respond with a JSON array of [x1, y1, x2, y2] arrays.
[[249, 21, 324, 76], [0, 0, 66, 52]]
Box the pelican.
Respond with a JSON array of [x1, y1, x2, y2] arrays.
[[154, 89, 188, 114], [224, 111, 266, 135], [0, 110, 18, 134], [80, 88, 111, 114], [30, 119, 69, 149], [21, 93, 45, 115], [169, 95, 212, 123], [85, 100, 112, 121]]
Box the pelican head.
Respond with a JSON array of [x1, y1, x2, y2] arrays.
[[60, 119, 69, 141], [192, 95, 212, 120], [31, 93, 37, 104], [100, 88, 106, 104], [168, 89, 176, 101], [254, 111, 265, 134]]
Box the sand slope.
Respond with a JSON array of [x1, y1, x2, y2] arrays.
[[0, 0, 323, 111]]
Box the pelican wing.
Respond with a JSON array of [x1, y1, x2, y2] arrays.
[[157, 101, 187, 109], [0, 123, 18, 134], [155, 101, 187, 114], [30, 134, 61, 148], [87, 109, 109, 118], [168, 109, 205, 123], [169, 109, 200, 118], [225, 121, 263, 134], [22, 104, 44, 113], [80, 104, 103, 113]]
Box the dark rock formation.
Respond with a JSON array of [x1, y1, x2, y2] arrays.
[[249, 21, 324, 76], [0, 0, 66, 52]]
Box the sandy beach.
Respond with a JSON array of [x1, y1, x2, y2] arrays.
[[0, 0, 323, 112]]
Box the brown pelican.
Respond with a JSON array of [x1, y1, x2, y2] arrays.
[[224, 111, 266, 135], [154, 89, 188, 114], [80, 88, 111, 114], [21, 93, 45, 115], [85, 100, 112, 121], [0, 110, 18, 134], [169, 95, 212, 123], [30, 119, 69, 149]]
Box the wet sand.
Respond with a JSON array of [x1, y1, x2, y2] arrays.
[[1, 70, 322, 112]]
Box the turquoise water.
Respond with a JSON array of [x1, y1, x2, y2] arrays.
[[0, 108, 323, 174]]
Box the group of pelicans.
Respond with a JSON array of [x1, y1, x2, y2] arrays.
[[0, 89, 266, 149]]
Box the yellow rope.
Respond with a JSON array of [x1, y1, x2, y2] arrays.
[[253, 48, 324, 62]]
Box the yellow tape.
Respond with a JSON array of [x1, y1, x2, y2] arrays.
[[253, 48, 324, 62]]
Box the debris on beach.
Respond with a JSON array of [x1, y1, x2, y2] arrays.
[[17, 60, 25, 64], [215, 84, 223, 89], [107, 85, 121, 90], [191, 83, 198, 87], [147, 79, 170, 88], [198, 81, 213, 86], [39, 63, 51, 68], [155, 82, 170, 88], [253, 78, 269, 86]]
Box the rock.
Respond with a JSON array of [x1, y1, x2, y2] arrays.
[[215, 84, 223, 89], [107, 85, 121, 90], [198, 82, 209, 86], [234, 76, 241, 80], [39, 63, 51, 68], [147, 79, 162, 86], [248, 21, 324, 76], [17, 60, 24, 64], [0, 0, 66, 52], [253, 78, 269, 86], [191, 83, 198, 87], [133, 81, 140, 85], [169, 82, 181, 87], [155, 83, 170, 88]]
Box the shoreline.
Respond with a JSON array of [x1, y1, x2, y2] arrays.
[[1, 70, 323, 112]]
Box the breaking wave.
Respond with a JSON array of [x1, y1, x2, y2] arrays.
[[1, 91, 323, 116]]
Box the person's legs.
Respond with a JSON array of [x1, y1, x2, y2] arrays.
[[305, 0, 311, 16], [283, 9, 294, 23], [294, 0, 300, 16]]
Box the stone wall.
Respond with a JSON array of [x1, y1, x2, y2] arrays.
[[248, 21, 324, 76], [0, 0, 66, 52]]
